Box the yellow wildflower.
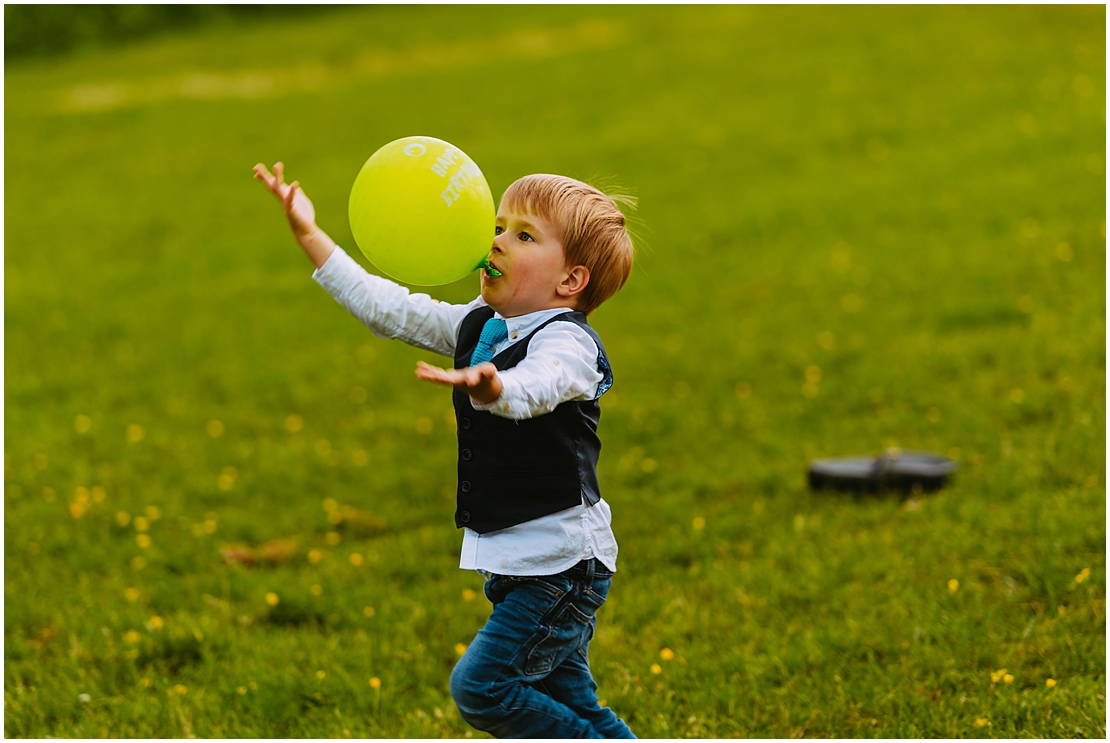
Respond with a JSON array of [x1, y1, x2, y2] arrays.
[[455, 643, 468, 656], [349, 553, 364, 567], [136, 534, 151, 549], [990, 668, 1008, 683], [369, 677, 381, 689], [310, 584, 323, 596], [123, 630, 141, 644], [650, 663, 663, 675], [1076, 568, 1091, 584], [947, 579, 959, 593], [172, 684, 187, 695], [124, 587, 140, 601], [1046, 678, 1056, 688], [363, 606, 376, 617], [265, 592, 280, 606], [1003, 674, 1014, 684], [692, 517, 706, 530], [316, 670, 326, 680], [660, 648, 675, 661], [975, 718, 988, 727], [462, 589, 477, 601]]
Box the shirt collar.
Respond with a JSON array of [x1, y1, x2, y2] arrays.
[[492, 306, 575, 341]]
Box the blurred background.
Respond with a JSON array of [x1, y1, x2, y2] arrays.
[[5, 5, 1105, 737]]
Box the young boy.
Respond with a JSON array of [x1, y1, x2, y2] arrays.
[[254, 161, 636, 739]]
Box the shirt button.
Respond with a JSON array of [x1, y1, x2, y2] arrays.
[[460, 511, 471, 523], [461, 449, 472, 460], [510, 331, 518, 339], [461, 418, 471, 429], [461, 481, 472, 493]]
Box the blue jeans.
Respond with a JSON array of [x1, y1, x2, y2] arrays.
[[450, 559, 636, 739]]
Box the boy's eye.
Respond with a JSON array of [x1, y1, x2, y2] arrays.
[[494, 226, 504, 235], [519, 232, 534, 242]]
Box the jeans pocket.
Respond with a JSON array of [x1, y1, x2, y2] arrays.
[[524, 600, 593, 676]]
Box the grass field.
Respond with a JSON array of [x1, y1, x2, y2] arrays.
[[4, 5, 1106, 738]]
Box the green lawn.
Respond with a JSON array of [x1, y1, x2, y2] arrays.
[[5, 5, 1105, 737]]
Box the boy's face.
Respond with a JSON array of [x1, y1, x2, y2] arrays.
[[481, 205, 577, 318]]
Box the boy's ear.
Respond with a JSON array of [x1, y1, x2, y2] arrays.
[[557, 265, 590, 298]]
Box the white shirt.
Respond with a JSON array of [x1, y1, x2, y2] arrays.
[[312, 246, 619, 576]]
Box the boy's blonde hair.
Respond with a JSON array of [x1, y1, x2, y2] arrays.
[[501, 174, 635, 316]]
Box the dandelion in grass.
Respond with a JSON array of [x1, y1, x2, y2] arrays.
[[976, 718, 988, 727], [265, 592, 280, 606], [692, 517, 706, 530], [369, 677, 381, 689], [349, 552, 364, 566], [462, 589, 477, 601], [990, 668, 1007, 683], [1003, 674, 1014, 684], [148, 616, 164, 631], [947, 578, 959, 593], [363, 606, 376, 617], [140, 678, 153, 688], [123, 630, 141, 644], [308, 549, 323, 564], [455, 643, 468, 656], [1046, 678, 1056, 688], [1075, 568, 1090, 583], [325, 531, 341, 546], [650, 663, 663, 675], [124, 587, 140, 601], [311, 584, 324, 596], [136, 534, 152, 548], [660, 648, 675, 661], [116, 511, 132, 527], [172, 684, 188, 695], [237, 686, 248, 695], [316, 670, 326, 680]]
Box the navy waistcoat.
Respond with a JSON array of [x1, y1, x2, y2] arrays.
[[452, 305, 613, 534]]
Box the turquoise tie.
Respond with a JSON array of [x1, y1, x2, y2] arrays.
[[470, 317, 508, 366]]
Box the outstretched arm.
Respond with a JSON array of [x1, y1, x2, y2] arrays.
[[253, 161, 336, 269], [415, 361, 503, 405]]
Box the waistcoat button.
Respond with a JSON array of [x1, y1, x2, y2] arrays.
[[460, 511, 471, 523], [462, 449, 472, 460], [461, 418, 471, 429], [461, 481, 472, 493]]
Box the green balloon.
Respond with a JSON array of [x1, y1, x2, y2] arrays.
[[349, 136, 496, 286]]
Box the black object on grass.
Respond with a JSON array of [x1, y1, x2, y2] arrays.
[[808, 449, 957, 494]]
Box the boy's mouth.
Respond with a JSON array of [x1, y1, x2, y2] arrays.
[[481, 257, 503, 279]]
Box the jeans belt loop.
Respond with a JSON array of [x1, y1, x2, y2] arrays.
[[584, 557, 595, 586]]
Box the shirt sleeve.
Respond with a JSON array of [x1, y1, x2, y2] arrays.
[[312, 245, 484, 357], [471, 322, 606, 420]]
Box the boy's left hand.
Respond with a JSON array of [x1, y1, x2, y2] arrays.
[[416, 361, 503, 405]]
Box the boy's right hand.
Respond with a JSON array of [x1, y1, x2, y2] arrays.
[[254, 161, 336, 269], [254, 162, 317, 239]]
